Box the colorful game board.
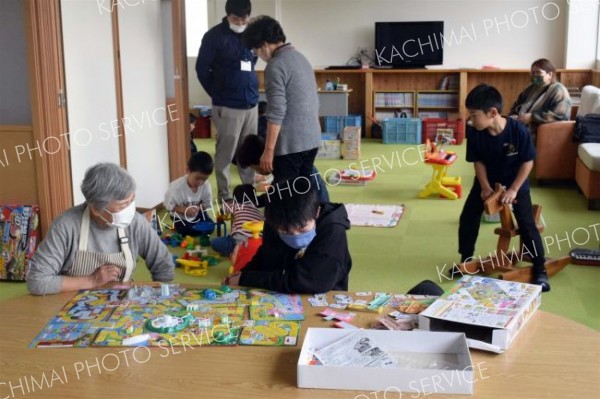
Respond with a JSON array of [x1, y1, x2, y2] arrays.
[[249, 290, 304, 321], [238, 320, 300, 346], [30, 286, 303, 348]]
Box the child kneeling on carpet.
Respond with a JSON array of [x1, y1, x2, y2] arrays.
[[164, 151, 214, 236], [211, 184, 264, 257], [223, 178, 351, 293]]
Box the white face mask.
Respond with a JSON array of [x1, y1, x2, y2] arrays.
[[102, 201, 136, 228], [229, 23, 247, 33]]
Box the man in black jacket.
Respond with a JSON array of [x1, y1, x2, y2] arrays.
[[224, 178, 351, 293], [196, 0, 258, 202]]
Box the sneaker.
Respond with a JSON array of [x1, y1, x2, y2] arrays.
[[532, 270, 551, 292]]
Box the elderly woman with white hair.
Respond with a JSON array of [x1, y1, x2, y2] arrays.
[[27, 163, 174, 295]]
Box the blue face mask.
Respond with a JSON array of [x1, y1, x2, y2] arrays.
[[279, 228, 317, 250]]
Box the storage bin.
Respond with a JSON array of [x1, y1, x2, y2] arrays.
[[382, 118, 422, 144], [323, 115, 362, 134], [422, 118, 465, 144]]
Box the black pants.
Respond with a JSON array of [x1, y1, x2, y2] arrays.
[[458, 179, 546, 271], [407, 280, 444, 296], [271, 147, 329, 202], [272, 148, 319, 182]]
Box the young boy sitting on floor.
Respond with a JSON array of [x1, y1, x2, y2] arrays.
[[458, 84, 550, 291], [223, 178, 350, 293], [211, 184, 264, 257], [164, 151, 214, 236]]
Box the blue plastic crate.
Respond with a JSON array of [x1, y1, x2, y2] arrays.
[[323, 115, 362, 134], [321, 132, 339, 140], [382, 118, 422, 144]]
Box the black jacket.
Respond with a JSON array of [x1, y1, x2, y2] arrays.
[[195, 18, 259, 108], [239, 203, 352, 293]]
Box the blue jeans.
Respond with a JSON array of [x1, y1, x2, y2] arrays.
[[173, 211, 214, 237], [211, 235, 237, 257]]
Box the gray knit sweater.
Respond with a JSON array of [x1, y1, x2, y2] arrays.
[[26, 204, 174, 295], [264, 44, 321, 156]]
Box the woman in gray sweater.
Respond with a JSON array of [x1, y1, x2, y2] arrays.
[[26, 163, 174, 295], [242, 16, 321, 187]]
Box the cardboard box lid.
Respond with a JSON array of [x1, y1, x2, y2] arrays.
[[298, 328, 474, 394]]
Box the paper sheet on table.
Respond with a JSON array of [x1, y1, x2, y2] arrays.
[[344, 204, 404, 227]]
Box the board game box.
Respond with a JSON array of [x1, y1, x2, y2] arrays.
[[419, 276, 541, 352], [0, 205, 40, 281], [30, 286, 303, 348]]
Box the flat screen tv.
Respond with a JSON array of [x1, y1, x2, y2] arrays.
[[375, 21, 444, 68]]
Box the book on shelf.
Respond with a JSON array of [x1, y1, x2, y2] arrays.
[[417, 92, 458, 108], [438, 75, 459, 90], [419, 111, 448, 119], [374, 92, 413, 107]]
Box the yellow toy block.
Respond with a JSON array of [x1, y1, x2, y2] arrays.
[[176, 258, 208, 277]]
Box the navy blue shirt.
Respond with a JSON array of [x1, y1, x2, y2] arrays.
[[196, 18, 259, 109], [466, 117, 535, 190]]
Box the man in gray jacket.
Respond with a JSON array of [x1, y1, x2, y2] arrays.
[[242, 16, 321, 186]]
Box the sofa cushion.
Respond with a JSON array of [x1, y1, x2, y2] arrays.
[[578, 85, 600, 116], [578, 143, 600, 172]]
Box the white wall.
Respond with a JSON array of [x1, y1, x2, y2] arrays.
[[62, 0, 121, 204], [190, 0, 598, 107], [279, 0, 568, 69], [565, 0, 599, 68], [119, 0, 171, 208], [63, 0, 170, 208], [0, 0, 31, 124]]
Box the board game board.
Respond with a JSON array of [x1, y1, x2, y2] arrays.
[[30, 285, 303, 348], [249, 290, 304, 321]]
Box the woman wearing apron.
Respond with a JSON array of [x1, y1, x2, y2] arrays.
[[27, 163, 174, 295]]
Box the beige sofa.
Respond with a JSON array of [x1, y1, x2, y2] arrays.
[[535, 85, 600, 209]]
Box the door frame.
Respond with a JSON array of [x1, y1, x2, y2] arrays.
[[167, 0, 191, 182], [24, 0, 73, 237]]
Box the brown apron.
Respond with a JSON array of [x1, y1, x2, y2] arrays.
[[67, 206, 135, 282]]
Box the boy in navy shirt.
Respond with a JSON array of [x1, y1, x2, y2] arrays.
[[459, 84, 550, 291]]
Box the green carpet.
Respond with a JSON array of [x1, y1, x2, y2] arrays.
[[1, 139, 599, 330]]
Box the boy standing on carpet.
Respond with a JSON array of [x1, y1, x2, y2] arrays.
[[458, 84, 550, 292]]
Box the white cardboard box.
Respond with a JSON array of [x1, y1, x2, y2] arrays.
[[317, 139, 341, 159], [298, 328, 474, 394], [419, 276, 541, 353]]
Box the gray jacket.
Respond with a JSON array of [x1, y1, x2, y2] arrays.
[[26, 204, 174, 295], [264, 44, 321, 156]]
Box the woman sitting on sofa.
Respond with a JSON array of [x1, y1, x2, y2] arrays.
[[509, 58, 572, 139]]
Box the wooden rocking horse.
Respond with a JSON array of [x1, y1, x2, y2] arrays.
[[454, 183, 571, 283]]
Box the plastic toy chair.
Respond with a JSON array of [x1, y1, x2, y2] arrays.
[[419, 139, 461, 200], [230, 221, 264, 274]]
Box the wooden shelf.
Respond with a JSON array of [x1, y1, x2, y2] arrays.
[[256, 69, 597, 138], [375, 106, 413, 109], [417, 106, 458, 109]]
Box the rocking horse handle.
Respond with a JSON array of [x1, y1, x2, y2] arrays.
[[484, 183, 505, 215]]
